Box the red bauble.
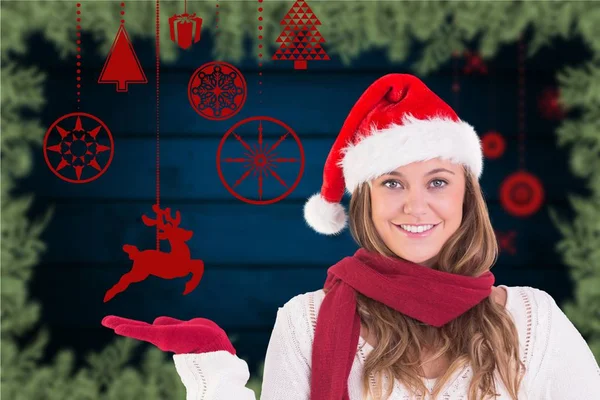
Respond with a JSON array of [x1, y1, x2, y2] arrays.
[[499, 171, 545, 217], [481, 131, 506, 159]]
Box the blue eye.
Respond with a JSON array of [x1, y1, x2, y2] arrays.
[[382, 179, 402, 189], [430, 179, 448, 188]]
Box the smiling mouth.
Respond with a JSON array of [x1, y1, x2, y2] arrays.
[[394, 222, 441, 235]]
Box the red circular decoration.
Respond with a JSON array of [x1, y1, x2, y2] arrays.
[[188, 61, 247, 120], [43, 112, 114, 183], [216, 116, 305, 205], [481, 131, 506, 159], [499, 171, 545, 217]]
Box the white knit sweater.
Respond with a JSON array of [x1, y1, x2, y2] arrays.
[[173, 285, 600, 399]]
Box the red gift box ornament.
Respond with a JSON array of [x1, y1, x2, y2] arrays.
[[169, 13, 202, 50]]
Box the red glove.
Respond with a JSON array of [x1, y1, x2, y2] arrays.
[[102, 315, 236, 355]]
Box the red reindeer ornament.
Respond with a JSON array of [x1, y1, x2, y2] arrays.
[[103, 204, 204, 302]]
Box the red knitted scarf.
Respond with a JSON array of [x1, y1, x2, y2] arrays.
[[310, 248, 495, 399]]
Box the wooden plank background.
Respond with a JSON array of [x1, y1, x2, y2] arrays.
[[16, 27, 589, 372]]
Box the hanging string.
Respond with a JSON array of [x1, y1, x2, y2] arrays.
[[258, 0, 264, 104], [185, 0, 187, 14], [489, 61, 496, 130], [452, 50, 460, 113], [156, 0, 161, 250], [76, 3, 82, 109], [517, 35, 526, 170]]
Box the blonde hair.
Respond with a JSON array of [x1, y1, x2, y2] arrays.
[[342, 166, 524, 399]]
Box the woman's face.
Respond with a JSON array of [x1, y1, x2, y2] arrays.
[[369, 158, 466, 267]]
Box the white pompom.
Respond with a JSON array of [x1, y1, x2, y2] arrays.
[[303, 193, 348, 235]]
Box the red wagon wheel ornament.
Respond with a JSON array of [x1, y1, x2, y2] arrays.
[[499, 171, 545, 217], [43, 112, 114, 183], [217, 116, 305, 205], [188, 61, 247, 120]]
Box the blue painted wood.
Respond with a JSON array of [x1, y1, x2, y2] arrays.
[[44, 70, 557, 141], [38, 201, 567, 268], [22, 25, 592, 370], [27, 134, 579, 202]]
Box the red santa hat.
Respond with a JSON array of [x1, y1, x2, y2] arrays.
[[304, 73, 483, 235]]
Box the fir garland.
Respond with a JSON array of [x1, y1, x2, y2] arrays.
[[2, 1, 598, 397]]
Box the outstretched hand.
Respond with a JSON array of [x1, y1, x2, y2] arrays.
[[102, 315, 236, 355]]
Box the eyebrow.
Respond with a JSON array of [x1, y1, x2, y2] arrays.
[[386, 168, 456, 177]]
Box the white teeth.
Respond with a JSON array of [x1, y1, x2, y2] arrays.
[[399, 224, 434, 233]]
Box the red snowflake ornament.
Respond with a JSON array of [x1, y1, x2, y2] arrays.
[[537, 87, 565, 121], [495, 230, 517, 255], [463, 51, 488, 75], [43, 112, 114, 183], [217, 116, 305, 205], [188, 61, 247, 120]]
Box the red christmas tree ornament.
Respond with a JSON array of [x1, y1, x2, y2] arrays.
[[43, 112, 114, 183], [499, 171, 545, 218], [273, 0, 330, 70], [463, 51, 488, 75], [537, 87, 565, 121], [169, 13, 202, 49], [217, 116, 305, 205], [104, 205, 204, 302], [98, 24, 147, 92], [481, 130, 506, 159]]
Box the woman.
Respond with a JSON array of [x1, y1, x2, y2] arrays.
[[103, 74, 600, 399]]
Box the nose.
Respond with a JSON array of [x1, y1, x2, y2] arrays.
[[403, 189, 428, 216]]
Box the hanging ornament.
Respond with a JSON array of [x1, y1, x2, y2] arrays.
[[481, 131, 506, 159], [169, 0, 202, 50], [451, 50, 460, 111], [98, 2, 147, 92], [484, 62, 502, 159], [188, 61, 247, 120], [499, 37, 545, 218], [104, 205, 204, 302], [44, 113, 114, 183], [272, 0, 330, 70], [257, 0, 264, 104], [44, 3, 114, 184], [495, 230, 517, 255], [104, 1, 204, 303], [500, 171, 545, 217], [463, 50, 488, 75], [217, 116, 305, 205], [537, 87, 565, 121]]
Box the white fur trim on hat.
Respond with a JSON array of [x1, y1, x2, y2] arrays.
[[303, 193, 348, 235], [340, 115, 483, 193]]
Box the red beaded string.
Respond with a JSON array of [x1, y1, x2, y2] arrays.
[[156, 0, 161, 250], [258, 0, 263, 104], [76, 3, 82, 109], [517, 36, 526, 169]]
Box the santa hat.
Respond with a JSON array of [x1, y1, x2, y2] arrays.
[[304, 73, 483, 235]]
